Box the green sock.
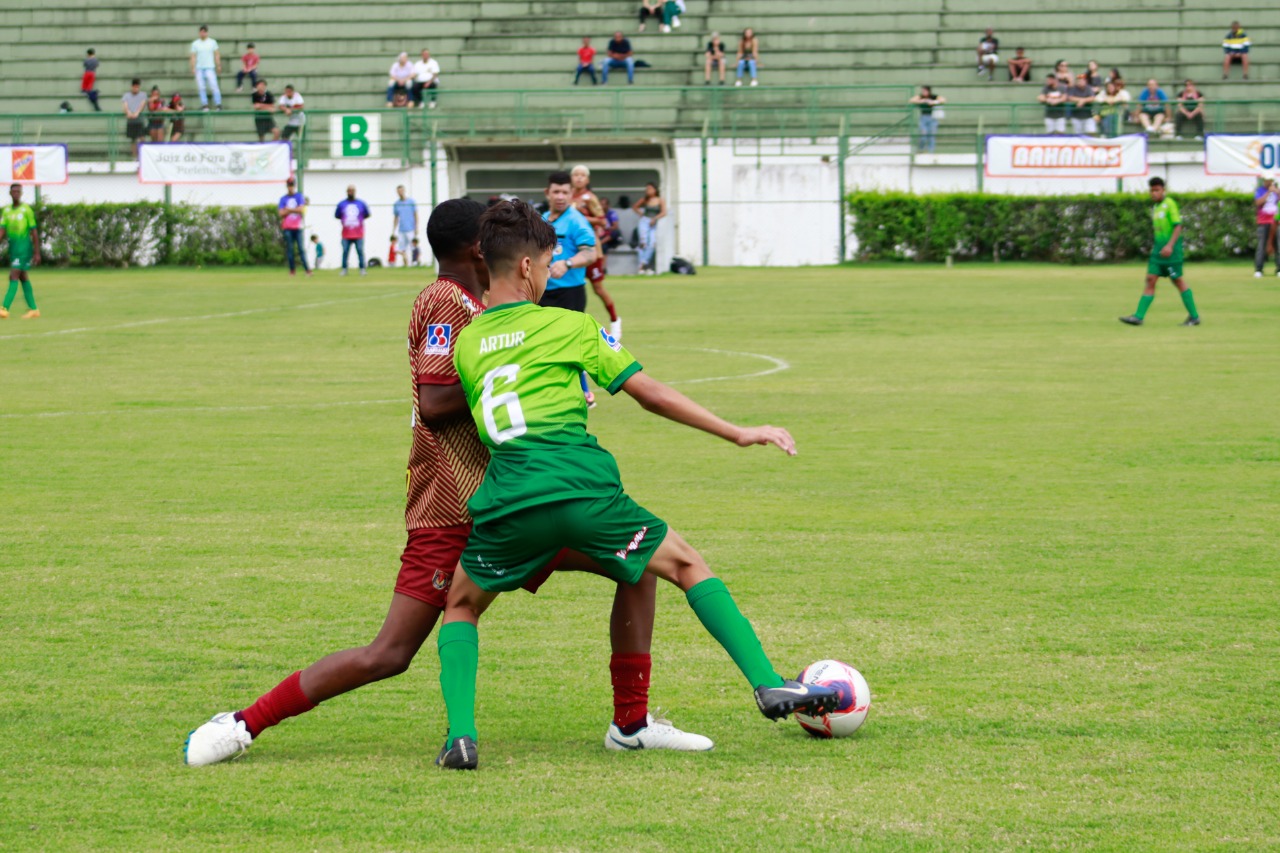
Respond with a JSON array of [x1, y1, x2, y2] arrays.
[[1134, 294, 1154, 319], [20, 281, 35, 310], [1179, 288, 1198, 319], [437, 621, 479, 746], [686, 578, 784, 689], [2, 280, 15, 310]]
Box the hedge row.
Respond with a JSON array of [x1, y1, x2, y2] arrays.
[[846, 191, 1257, 263], [3, 203, 285, 267]]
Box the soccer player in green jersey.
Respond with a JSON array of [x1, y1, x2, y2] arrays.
[[1120, 177, 1200, 327], [0, 184, 41, 320], [433, 201, 839, 769]]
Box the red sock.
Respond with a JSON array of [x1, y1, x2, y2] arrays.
[[237, 671, 316, 738], [605, 302, 619, 322], [609, 653, 650, 734]]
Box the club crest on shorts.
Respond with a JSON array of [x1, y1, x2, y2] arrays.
[[600, 327, 622, 352], [423, 323, 452, 355], [431, 568, 452, 591]]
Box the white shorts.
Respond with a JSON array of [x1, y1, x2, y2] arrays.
[[1044, 117, 1066, 133], [981, 53, 999, 65], [1071, 117, 1098, 134]]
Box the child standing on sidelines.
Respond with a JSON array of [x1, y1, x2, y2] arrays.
[[311, 234, 324, 269]]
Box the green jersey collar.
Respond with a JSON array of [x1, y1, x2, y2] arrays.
[[484, 300, 532, 314]]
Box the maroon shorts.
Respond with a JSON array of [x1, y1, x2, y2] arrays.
[[394, 524, 564, 607], [586, 258, 606, 285]]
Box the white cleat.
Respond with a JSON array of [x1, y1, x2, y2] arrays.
[[1255, 271, 1263, 278], [609, 317, 622, 341], [605, 713, 714, 752], [184, 712, 253, 766]]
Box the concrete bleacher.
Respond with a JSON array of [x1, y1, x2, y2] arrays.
[[1, 0, 1276, 147]]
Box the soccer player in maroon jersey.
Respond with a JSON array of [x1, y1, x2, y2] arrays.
[[184, 198, 709, 766], [570, 164, 622, 340]]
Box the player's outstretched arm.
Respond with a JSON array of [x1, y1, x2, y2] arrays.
[[620, 372, 796, 455]]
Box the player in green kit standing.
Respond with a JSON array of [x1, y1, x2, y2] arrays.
[[1120, 177, 1200, 327], [433, 201, 838, 769], [0, 184, 41, 319]]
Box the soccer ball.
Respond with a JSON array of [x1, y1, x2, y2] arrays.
[[793, 659, 871, 738]]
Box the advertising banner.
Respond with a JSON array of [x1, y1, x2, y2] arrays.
[[0, 144, 70, 184], [1204, 134, 1280, 175], [984, 134, 1148, 178], [138, 142, 292, 184]]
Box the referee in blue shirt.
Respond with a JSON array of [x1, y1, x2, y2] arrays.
[[541, 170, 600, 403]]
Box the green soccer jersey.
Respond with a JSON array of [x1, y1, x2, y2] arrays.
[[1, 203, 36, 241], [1151, 197, 1182, 260], [453, 302, 642, 524]]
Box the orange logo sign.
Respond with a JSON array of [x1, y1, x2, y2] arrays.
[[12, 149, 35, 181]]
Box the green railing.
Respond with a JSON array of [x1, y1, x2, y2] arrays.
[[3, 92, 1277, 166]]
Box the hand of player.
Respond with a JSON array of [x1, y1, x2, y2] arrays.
[[32, 253, 41, 267], [550, 260, 569, 279], [1159, 245, 1172, 258], [735, 425, 797, 456]]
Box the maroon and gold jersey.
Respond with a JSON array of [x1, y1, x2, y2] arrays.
[[405, 276, 489, 530]]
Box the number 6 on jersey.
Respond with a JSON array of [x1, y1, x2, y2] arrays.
[[480, 364, 527, 444]]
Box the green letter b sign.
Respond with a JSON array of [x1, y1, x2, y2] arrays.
[[329, 115, 382, 158]]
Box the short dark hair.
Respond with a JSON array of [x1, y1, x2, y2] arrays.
[[1149, 177, 1165, 188], [87, 48, 95, 55], [131, 78, 141, 86], [284, 84, 294, 90], [247, 42, 256, 48], [547, 170, 572, 187], [426, 197, 487, 259], [10, 183, 21, 190], [478, 200, 557, 274], [256, 78, 267, 86], [199, 25, 208, 31]]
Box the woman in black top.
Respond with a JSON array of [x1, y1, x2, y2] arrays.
[[1175, 79, 1206, 139], [704, 32, 726, 84]]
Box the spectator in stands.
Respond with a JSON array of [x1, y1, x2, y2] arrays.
[[704, 32, 727, 84], [82, 49, 101, 112], [1085, 60, 1103, 88], [1007, 47, 1032, 83], [1254, 173, 1278, 277], [189, 25, 223, 111], [236, 43, 260, 93], [412, 48, 440, 108], [1223, 21, 1250, 79], [252, 79, 280, 141], [1066, 72, 1096, 134], [1053, 60, 1072, 87], [1174, 79, 1205, 139], [976, 28, 998, 78], [390, 89, 411, 109], [387, 52, 415, 106], [735, 28, 759, 87], [1096, 81, 1126, 137], [279, 177, 310, 277], [145, 86, 167, 143], [1038, 74, 1068, 134], [631, 182, 666, 274], [601, 32, 636, 85], [1136, 78, 1169, 134], [167, 92, 186, 141], [662, 0, 684, 32], [575, 37, 597, 85], [908, 85, 945, 152], [1106, 67, 1123, 87], [638, 1, 663, 32], [335, 184, 371, 276], [278, 85, 305, 141], [121, 79, 147, 156]]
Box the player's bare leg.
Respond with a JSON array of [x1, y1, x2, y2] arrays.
[[641, 529, 838, 720]]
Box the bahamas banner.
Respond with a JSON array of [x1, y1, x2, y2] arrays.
[[1204, 134, 1280, 175], [1, 144, 69, 184], [138, 142, 292, 184], [984, 134, 1148, 178]]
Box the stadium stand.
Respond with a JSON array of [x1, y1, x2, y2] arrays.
[[1, 0, 1275, 154]]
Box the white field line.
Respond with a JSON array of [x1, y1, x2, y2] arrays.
[[0, 346, 789, 420]]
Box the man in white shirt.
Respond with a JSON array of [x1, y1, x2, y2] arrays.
[[278, 84, 306, 140], [411, 48, 441, 109], [189, 25, 222, 110], [386, 52, 416, 107]]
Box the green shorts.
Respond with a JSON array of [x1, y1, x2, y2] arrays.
[[460, 492, 668, 592], [1147, 257, 1183, 279], [8, 237, 32, 271]]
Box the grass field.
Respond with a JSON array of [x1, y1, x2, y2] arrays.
[[1, 262, 1278, 850]]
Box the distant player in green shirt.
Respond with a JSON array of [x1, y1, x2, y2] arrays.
[[433, 200, 839, 769], [1120, 177, 1200, 327], [0, 183, 41, 319]]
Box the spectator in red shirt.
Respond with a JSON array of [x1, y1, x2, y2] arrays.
[[236, 43, 260, 93], [82, 49, 101, 111], [574, 36, 597, 85]]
